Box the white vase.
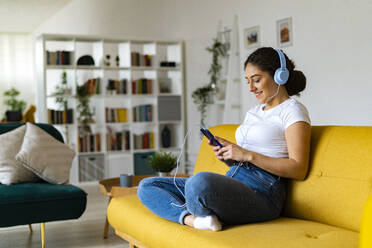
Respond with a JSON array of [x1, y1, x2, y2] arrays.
[[157, 172, 168, 177]]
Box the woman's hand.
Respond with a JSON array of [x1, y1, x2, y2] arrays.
[[210, 136, 251, 162]]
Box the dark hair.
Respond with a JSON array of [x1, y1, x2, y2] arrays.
[[244, 47, 306, 96]]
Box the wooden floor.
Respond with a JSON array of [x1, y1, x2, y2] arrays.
[[0, 182, 128, 248]]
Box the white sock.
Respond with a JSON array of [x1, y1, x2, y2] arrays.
[[193, 215, 222, 231]]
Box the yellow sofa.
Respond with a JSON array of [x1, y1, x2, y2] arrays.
[[108, 125, 372, 248]]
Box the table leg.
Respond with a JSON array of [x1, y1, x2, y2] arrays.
[[103, 197, 112, 239]]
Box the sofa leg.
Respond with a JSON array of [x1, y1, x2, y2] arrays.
[[103, 197, 112, 239], [28, 224, 33, 232], [40, 223, 45, 248]]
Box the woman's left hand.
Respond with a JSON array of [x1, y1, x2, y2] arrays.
[[214, 136, 251, 162]]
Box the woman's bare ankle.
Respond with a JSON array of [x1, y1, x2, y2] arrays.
[[183, 214, 196, 227]]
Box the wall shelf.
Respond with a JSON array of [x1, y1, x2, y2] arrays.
[[36, 34, 185, 183]]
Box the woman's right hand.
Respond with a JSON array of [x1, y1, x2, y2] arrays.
[[209, 138, 236, 167]]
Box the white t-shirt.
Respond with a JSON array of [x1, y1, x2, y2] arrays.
[[235, 98, 311, 158]]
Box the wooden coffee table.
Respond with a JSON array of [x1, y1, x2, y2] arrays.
[[99, 174, 189, 239]]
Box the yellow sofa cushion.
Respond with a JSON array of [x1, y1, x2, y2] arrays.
[[193, 124, 236, 175], [193, 125, 372, 232], [283, 126, 372, 232], [108, 194, 358, 248]]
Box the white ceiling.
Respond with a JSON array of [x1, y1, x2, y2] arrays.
[[0, 0, 72, 33]]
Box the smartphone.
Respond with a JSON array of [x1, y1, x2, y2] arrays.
[[200, 128, 223, 147]]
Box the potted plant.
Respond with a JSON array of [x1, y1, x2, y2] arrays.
[[148, 151, 177, 177], [76, 83, 94, 135], [3, 87, 27, 122], [192, 38, 226, 128]]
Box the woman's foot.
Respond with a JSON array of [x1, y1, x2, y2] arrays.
[[184, 215, 222, 231]]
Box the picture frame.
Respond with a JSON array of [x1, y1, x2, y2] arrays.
[[158, 78, 172, 93], [244, 26, 260, 49], [277, 17, 293, 47]]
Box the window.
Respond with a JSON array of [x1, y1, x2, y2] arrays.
[[0, 33, 33, 117]]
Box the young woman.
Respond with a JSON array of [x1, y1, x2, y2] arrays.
[[138, 47, 311, 231]]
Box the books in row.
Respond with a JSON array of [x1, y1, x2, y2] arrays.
[[105, 108, 128, 123], [46, 50, 72, 65], [132, 78, 153, 94], [107, 79, 127, 94], [133, 132, 155, 149], [106, 130, 130, 151], [84, 78, 101, 95], [131, 52, 152, 66], [78, 155, 105, 182], [48, 109, 73, 124], [78, 133, 102, 153], [133, 104, 153, 122]]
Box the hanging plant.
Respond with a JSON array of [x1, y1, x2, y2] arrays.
[[191, 84, 213, 128], [76, 83, 94, 135], [192, 38, 226, 128]]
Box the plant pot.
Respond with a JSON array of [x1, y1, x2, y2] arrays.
[[5, 110, 22, 122], [157, 172, 168, 177], [205, 91, 215, 104]]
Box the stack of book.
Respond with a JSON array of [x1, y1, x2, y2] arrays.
[[47, 109, 73, 124], [132, 104, 153, 122], [107, 79, 127, 94], [106, 130, 130, 151], [84, 78, 101, 95], [133, 132, 154, 149], [105, 108, 128, 123], [46, 50, 72, 65], [131, 52, 152, 66], [78, 133, 102, 153], [131, 78, 153, 94]]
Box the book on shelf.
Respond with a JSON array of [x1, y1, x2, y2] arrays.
[[47, 109, 73, 124], [105, 108, 127, 123], [107, 79, 127, 94], [106, 129, 130, 151], [133, 132, 154, 149], [131, 78, 153, 94], [132, 104, 153, 122], [130, 52, 153, 66], [46, 50, 72, 65], [84, 78, 101, 95], [77, 133, 102, 153]]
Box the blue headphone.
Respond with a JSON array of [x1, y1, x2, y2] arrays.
[[274, 49, 289, 85]]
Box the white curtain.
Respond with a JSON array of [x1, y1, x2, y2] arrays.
[[0, 33, 34, 118]]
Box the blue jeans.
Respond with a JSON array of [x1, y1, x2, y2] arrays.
[[137, 162, 286, 225]]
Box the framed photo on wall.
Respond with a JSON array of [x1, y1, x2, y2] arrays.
[[244, 26, 260, 49], [277, 17, 293, 47]]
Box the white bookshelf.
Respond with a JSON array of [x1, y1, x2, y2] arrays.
[[36, 34, 185, 183]]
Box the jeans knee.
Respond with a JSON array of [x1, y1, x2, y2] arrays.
[[137, 177, 156, 200], [185, 172, 216, 197]]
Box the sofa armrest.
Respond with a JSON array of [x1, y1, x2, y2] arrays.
[[360, 193, 372, 248]]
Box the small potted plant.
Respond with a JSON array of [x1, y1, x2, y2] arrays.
[[148, 151, 177, 177], [3, 87, 27, 122]]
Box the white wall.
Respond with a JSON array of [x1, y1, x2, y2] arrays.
[[32, 0, 372, 167]]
